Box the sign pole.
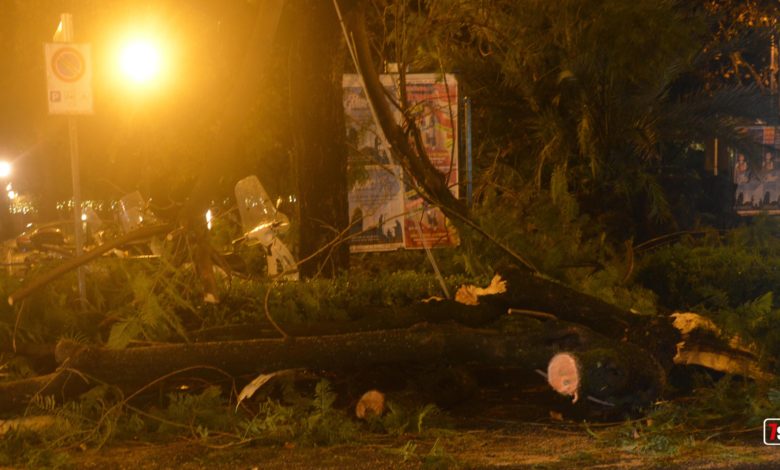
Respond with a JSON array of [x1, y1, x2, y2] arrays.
[[55, 14, 87, 307], [68, 117, 86, 306]]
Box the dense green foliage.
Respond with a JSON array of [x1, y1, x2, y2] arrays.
[[0, 371, 452, 468], [0, 255, 475, 357], [375, 0, 771, 242], [638, 220, 780, 310], [637, 218, 780, 364]]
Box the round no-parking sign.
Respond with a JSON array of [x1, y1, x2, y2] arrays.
[[45, 42, 93, 114], [50, 47, 87, 83]]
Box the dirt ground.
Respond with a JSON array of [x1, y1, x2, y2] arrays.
[[61, 382, 780, 470], [61, 423, 780, 470]]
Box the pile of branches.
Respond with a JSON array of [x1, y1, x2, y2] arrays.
[[1, 265, 767, 421]]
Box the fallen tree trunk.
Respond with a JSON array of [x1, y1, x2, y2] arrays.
[[54, 323, 552, 387], [547, 348, 665, 409], [2, 267, 765, 417], [47, 319, 663, 411], [272, 297, 509, 337], [488, 266, 682, 370], [233, 267, 680, 371]]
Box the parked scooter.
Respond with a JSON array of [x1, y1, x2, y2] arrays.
[[2, 176, 299, 283], [1, 221, 72, 275], [233, 175, 298, 280]]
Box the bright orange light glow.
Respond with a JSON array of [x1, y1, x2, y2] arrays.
[[118, 39, 162, 84], [0, 161, 11, 179]]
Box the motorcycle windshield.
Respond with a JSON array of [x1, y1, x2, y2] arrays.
[[118, 191, 146, 233], [234, 175, 280, 238]]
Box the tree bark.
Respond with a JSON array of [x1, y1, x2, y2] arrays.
[[54, 324, 546, 388], [547, 347, 666, 410], [289, 0, 350, 278], [2, 324, 542, 413]]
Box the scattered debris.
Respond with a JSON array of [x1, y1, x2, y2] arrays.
[[454, 274, 507, 306]]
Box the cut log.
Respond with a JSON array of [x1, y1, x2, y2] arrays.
[[3, 324, 549, 412], [47, 320, 666, 413], [53, 323, 553, 388], [546, 347, 666, 409], [355, 390, 385, 419], [547, 353, 580, 402]]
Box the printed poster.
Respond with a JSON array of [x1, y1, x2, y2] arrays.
[[401, 76, 460, 249], [348, 165, 405, 252], [343, 73, 459, 252], [735, 126, 780, 215]]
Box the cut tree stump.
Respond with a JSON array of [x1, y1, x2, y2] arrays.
[[546, 347, 666, 409]]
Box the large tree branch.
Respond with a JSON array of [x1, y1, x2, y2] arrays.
[[345, 8, 537, 272], [348, 7, 468, 220]]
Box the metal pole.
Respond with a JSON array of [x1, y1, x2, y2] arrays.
[[59, 13, 87, 307], [68, 118, 86, 306], [713, 138, 718, 177], [464, 96, 473, 207], [772, 30, 779, 118]]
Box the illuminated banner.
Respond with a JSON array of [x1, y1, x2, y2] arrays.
[[343, 73, 459, 252], [735, 126, 780, 215], [45, 43, 93, 115]]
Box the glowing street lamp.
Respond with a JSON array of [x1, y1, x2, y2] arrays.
[[118, 38, 163, 85], [0, 161, 11, 179]]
